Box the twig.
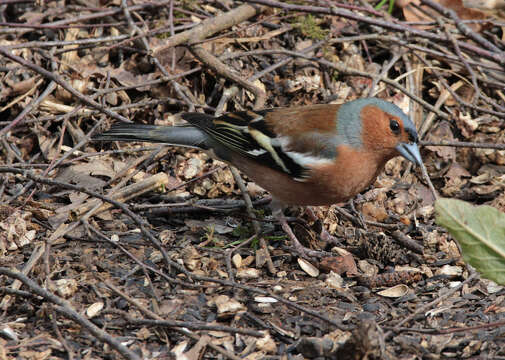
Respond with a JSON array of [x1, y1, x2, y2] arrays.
[[0, 167, 193, 281], [244, 0, 505, 65], [105, 281, 244, 360], [421, 0, 504, 53], [230, 167, 275, 274], [0, 268, 141, 360], [385, 271, 478, 338], [420, 140, 505, 150], [0, 47, 129, 123], [153, 4, 264, 56], [0, 81, 56, 136], [126, 318, 263, 337], [189, 45, 266, 109]]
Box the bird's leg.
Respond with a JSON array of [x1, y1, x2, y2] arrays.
[[348, 198, 367, 230], [305, 207, 340, 246], [270, 199, 326, 259]]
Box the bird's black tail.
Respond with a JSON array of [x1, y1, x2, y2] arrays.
[[93, 124, 209, 149]]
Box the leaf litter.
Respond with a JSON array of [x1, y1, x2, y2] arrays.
[[0, 0, 505, 358]]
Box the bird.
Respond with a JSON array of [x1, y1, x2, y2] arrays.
[[93, 98, 422, 257]]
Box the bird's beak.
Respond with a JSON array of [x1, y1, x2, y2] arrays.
[[396, 142, 422, 166]]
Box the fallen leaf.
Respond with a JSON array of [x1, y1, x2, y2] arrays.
[[436, 198, 505, 285]]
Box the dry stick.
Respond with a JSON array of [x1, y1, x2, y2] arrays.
[[385, 271, 479, 339], [183, 4, 268, 109], [367, 49, 405, 97], [136, 197, 272, 214], [230, 167, 276, 275], [377, 35, 504, 73], [88, 225, 206, 289], [76, 172, 170, 217], [91, 68, 202, 95], [119, 0, 198, 110], [0, 288, 36, 298], [391, 230, 424, 254], [0, 47, 129, 123], [419, 80, 464, 138], [244, 0, 505, 65], [421, 162, 439, 201], [416, 53, 505, 118], [420, 140, 505, 149], [0, 0, 33, 4], [1, 77, 43, 113], [4, 35, 130, 50], [436, 17, 505, 114], [0, 268, 141, 360], [0, 167, 194, 281], [0, 20, 152, 30], [153, 3, 264, 56], [334, 205, 400, 230], [0, 244, 45, 311], [442, 23, 481, 103], [189, 45, 266, 109], [126, 319, 263, 337], [169, 0, 176, 71], [421, 0, 503, 54], [249, 40, 326, 82], [215, 85, 239, 114], [225, 234, 257, 282], [48, 306, 75, 360], [403, 49, 424, 136], [391, 319, 505, 335], [105, 282, 244, 360], [0, 81, 56, 136], [105, 23, 198, 53], [46, 1, 172, 28], [1, 135, 22, 164], [191, 22, 292, 48]]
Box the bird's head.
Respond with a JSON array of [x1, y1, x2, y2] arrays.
[[338, 98, 422, 166]]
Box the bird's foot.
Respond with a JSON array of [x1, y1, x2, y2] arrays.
[[278, 216, 329, 260], [305, 207, 341, 247], [318, 227, 341, 246], [348, 198, 367, 229]]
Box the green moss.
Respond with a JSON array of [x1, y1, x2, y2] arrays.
[[293, 14, 328, 40], [232, 225, 253, 238]]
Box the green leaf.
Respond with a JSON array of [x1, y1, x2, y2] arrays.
[[435, 198, 505, 285], [375, 0, 395, 13]]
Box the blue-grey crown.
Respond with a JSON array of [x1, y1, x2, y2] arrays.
[[336, 97, 418, 147]]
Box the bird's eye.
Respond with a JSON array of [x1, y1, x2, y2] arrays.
[[390, 119, 400, 135]]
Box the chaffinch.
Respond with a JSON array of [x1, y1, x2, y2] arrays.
[[94, 98, 422, 257]]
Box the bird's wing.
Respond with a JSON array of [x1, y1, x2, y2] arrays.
[[181, 105, 342, 181]]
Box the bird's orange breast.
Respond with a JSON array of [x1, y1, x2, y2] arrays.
[[228, 145, 389, 206], [306, 145, 389, 205]]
